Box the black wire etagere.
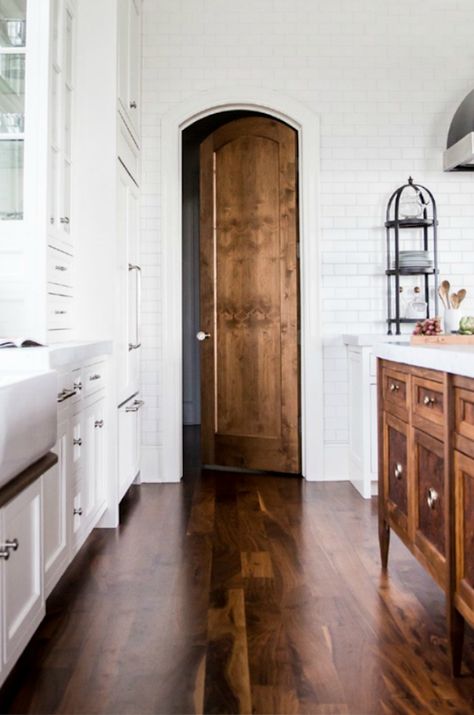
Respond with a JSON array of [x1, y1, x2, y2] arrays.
[[385, 177, 439, 335]]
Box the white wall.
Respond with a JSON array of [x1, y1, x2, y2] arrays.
[[140, 0, 474, 480]]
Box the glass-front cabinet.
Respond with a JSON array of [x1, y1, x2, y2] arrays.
[[0, 0, 26, 222]]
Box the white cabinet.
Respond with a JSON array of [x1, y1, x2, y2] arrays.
[[347, 345, 378, 499], [117, 0, 141, 144], [118, 394, 143, 501], [117, 160, 140, 406], [0, 480, 44, 674], [43, 439, 69, 597]]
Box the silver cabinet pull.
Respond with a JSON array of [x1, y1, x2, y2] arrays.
[[57, 387, 76, 403], [196, 330, 211, 341], [94, 419, 104, 429], [394, 463, 403, 480], [5, 538, 18, 552], [130, 101, 137, 109], [423, 395, 436, 407], [389, 382, 400, 392], [0, 547, 10, 560], [73, 507, 83, 516], [60, 216, 70, 225], [427, 487, 439, 509], [89, 374, 101, 381], [55, 310, 67, 315], [55, 265, 67, 272], [73, 437, 82, 446], [74, 379, 82, 391], [128, 263, 141, 352], [125, 399, 145, 413]]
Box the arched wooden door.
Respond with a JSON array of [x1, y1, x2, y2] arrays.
[[199, 117, 300, 473]]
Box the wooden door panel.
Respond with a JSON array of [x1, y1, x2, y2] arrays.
[[454, 450, 474, 620], [200, 117, 300, 473]]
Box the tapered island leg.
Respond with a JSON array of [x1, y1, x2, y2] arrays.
[[448, 606, 465, 677], [379, 519, 390, 570]]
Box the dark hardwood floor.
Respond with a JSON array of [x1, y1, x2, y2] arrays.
[[1, 428, 473, 714]]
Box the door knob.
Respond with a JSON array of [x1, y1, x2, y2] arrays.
[[196, 331, 211, 341]]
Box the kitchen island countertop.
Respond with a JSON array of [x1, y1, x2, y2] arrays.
[[374, 340, 474, 379]]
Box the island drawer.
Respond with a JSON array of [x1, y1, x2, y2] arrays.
[[381, 363, 410, 421], [412, 375, 445, 441]]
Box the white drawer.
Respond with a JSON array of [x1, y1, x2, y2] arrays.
[[84, 360, 107, 397], [48, 293, 73, 331], [47, 247, 73, 289]]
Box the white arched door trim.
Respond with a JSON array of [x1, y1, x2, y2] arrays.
[[156, 87, 323, 482]]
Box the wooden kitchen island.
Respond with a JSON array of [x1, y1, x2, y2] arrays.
[[376, 341, 474, 676]]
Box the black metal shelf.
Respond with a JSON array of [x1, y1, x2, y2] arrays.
[[387, 318, 421, 324], [385, 177, 439, 336], [385, 268, 438, 276], [385, 218, 437, 229]]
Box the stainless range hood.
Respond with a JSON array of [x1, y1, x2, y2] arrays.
[[444, 90, 474, 171]]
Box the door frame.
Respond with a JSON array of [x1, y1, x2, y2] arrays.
[[159, 87, 323, 482]]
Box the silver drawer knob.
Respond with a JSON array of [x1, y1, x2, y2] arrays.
[[427, 487, 439, 509], [390, 383, 400, 392], [196, 330, 211, 341], [5, 538, 19, 552], [73, 437, 82, 446], [423, 395, 436, 406], [74, 379, 82, 391], [0, 547, 10, 560], [94, 419, 104, 429], [394, 463, 403, 480], [60, 216, 70, 225], [73, 507, 83, 516], [130, 100, 137, 109]]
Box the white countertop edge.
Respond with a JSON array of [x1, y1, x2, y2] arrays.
[[48, 340, 114, 368], [0, 340, 113, 372], [342, 333, 409, 347], [374, 341, 474, 379]]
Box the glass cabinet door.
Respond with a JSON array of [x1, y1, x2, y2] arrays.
[[0, 0, 26, 221]]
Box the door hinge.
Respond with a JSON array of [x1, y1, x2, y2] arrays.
[[296, 243, 300, 260]]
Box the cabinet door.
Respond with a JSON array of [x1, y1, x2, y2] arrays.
[[117, 0, 129, 120], [48, 0, 75, 254], [118, 395, 142, 501], [454, 450, 474, 624], [383, 411, 409, 536], [93, 398, 107, 514], [43, 423, 70, 597], [413, 429, 446, 588], [117, 162, 140, 404], [117, 0, 141, 142], [1, 480, 44, 668], [127, 0, 141, 140], [83, 401, 98, 527]]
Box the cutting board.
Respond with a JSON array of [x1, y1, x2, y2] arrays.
[[410, 334, 474, 345]]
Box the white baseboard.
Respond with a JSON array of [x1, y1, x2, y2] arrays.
[[141, 445, 181, 483]]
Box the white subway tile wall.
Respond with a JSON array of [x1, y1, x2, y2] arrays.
[[140, 0, 474, 476]]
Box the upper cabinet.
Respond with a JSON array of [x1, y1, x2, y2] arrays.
[[117, 0, 141, 146], [48, 0, 76, 254], [0, 0, 27, 225]]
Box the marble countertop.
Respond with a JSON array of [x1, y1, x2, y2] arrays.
[[0, 340, 113, 371], [342, 334, 408, 347], [374, 341, 474, 379]]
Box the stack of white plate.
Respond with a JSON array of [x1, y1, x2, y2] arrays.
[[396, 250, 433, 272]]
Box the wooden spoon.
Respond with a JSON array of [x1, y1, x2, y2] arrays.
[[457, 288, 467, 305], [451, 292, 459, 309], [440, 280, 451, 308], [438, 286, 449, 310]]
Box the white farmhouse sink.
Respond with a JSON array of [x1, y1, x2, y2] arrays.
[[0, 370, 57, 490]]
